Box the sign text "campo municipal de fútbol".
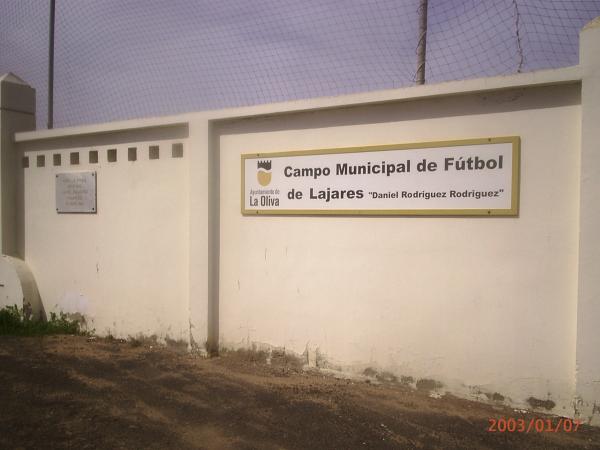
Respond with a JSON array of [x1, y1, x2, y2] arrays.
[[242, 137, 520, 216]]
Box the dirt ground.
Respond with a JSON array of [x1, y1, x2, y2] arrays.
[[1, 336, 599, 450]]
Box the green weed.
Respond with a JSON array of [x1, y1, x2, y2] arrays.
[[0, 305, 87, 336]]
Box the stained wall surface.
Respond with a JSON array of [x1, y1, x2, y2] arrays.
[[7, 55, 599, 422], [19, 128, 190, 341], [217, 84, 582, 411]]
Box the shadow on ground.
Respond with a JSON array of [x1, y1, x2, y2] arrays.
[[0, 336, 598, 449]]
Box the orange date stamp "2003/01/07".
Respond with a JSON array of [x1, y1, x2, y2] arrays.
[[488, 417, 582, 433]]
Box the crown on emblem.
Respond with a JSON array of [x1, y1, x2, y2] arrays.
[[257, 160, 272, 171]]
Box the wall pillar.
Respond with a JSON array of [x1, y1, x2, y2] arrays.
[[188, 116, 219, 355], [0, 73, 35, 258], [575, 17, 600, 425]]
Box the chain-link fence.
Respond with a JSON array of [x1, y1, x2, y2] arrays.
[[1, 0, 599, 129]]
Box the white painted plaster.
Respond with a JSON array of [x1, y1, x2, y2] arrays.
[[217, 84, 581, 413], [576, 17, 600, 425], [2, 17, 599, 423], [19, 137, 190, 341]]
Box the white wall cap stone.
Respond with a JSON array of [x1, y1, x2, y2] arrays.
[[0, 73, 29, 85], [0, 72, 35, 114], [583, 16, 600, 30]]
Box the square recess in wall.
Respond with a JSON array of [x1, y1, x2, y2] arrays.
[[172, 143, 183, 158], [37, 155, 45, 167], [107, 148, 117, 162], [53, 154, 61, 166], [149, 145, 159, 160], [70, 152, 79, 165], [89, 150, 98, 164], [128, 147, 137, 161], [22, 156, 29, 168]]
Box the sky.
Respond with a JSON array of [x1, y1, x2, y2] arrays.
[[1, 0, 599, 129]]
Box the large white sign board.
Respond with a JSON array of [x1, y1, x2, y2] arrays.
[[242, 137, 519, 216]]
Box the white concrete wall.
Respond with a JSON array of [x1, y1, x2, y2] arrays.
[[576, 16, 600, 425], [19, 130, 190, 341], [217, 83, 582, 412], [7, 22, 600, 421], [0, 73, 35, 257]]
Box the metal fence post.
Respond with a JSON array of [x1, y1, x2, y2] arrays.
[[416, 0, 428, 85]]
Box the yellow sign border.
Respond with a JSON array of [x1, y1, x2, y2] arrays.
[[241, 136, 520, 217]]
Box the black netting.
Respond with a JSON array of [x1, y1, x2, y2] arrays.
[[1, 0, 598, 129]]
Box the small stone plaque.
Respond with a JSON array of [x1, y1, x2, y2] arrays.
[[56, 172, 97, 213]]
